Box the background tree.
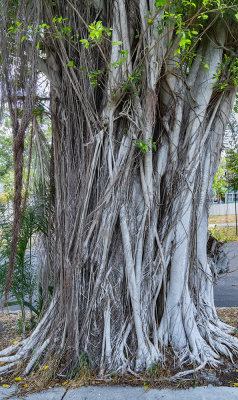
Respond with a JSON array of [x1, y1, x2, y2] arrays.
[[225, 150, 238, 187], [225, 149, 238, 234], [212, 164, 227, 203], [0, 0, 238, 377]]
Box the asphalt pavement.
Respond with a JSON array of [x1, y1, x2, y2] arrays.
[[214, 242, 238, 307]]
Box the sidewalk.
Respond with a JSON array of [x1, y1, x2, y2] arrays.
[[2, 385, 238, 400], [208, 223, 237, 228]]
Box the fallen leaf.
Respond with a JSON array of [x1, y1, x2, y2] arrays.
[[13, 341, 19, 345], [61, 381, 68, 386], [23, 384, 27, 388], [2, 384, 10, 388], [14, 377, 22, 382], [233, 383, 238, 386], [43, 366, 49, 370]]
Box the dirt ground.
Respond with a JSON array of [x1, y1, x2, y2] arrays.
[[0, 311, 31, 351], [1, 309, 238, 391], [217, 307, 238, 328]]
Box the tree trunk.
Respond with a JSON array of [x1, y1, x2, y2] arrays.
[[1, 0, 238, 376]]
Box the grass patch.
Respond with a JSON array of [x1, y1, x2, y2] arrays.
[[208, 214, 237, 224], [209, 226, 238, 242]]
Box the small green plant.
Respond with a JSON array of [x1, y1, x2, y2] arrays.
[[109, 49, 129, 70], [88, 70, 102, 87], [177, 379, 186, 387], [193, 380, 198, 389], [34, 285, 54, 317], [68, 353, 91, 379], [80, 20, 112, 48], [147, 362, 159, 378], [17, 315, 36, 334], [133, 138, 157, 153], [0, 186, 49, 331], [213, 54, 238, 90], [65, 60, 77, 69], [123, 66, 143, 93], [209, 225, 238, 243], [192, 362, 198, 389], [200, 58, 210, 71]]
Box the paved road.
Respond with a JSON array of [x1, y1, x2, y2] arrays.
[[214, 242, 238, 307], [2, 385, 238, 400]]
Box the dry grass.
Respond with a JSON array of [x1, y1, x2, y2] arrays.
[[217, 307, 238, 332], [0, 311, 27, 351], [209, 214, 237, 224]]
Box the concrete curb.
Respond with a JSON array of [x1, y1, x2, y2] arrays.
[[2, 385, 238, 400]]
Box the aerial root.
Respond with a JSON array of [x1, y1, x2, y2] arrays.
[[0, 330, 53, 376], [0, 331, 46, 375], [24, 338, 50, 375], [169, 361, 207, 381], [0, 361, 19, 375]]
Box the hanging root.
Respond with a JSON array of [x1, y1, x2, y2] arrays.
[[0, 299, 56, 375]]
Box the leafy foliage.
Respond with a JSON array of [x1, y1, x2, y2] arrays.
[[133, 138, 157, 153], [212, 165, 227, 201], [226, 150, 238, 191], [0, 200, 46, 307], [209, 225, 238, 242]]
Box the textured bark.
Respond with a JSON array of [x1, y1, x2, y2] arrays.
[[0, 0, 238, 376]]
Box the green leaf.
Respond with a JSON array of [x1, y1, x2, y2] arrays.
[[235, 13, 238, 21], [66, 60, 76, 68], [155, 0, 167, 6], [37, 41, 40, 50], [21, 36, 26, 42], [112, 40, 123, 46], [152, 142, 157, 151], [23, 301, 39, 316], [80, 39, 90, 48], [179, 36, 191, 48]]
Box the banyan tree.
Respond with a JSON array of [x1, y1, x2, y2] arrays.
[[0, 0, 238, 376]]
